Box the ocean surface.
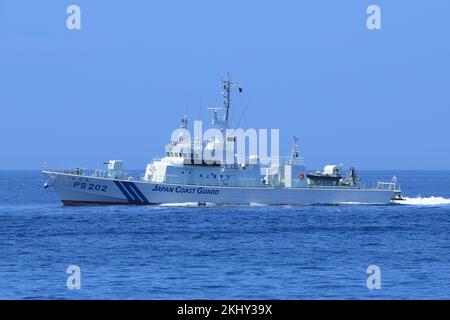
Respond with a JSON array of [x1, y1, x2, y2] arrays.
[[0, 170, 449, 299]]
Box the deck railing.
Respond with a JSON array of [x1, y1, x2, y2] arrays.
[[43, 167, 400, 191]]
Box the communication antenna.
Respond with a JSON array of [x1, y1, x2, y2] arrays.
[[221, 73, 244, 126]]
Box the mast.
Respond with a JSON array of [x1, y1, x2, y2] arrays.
[[290, 136, 300, 159], [180, 115, 188, 129], [210, 74, 242, 130], [222, 73, 233, 125]]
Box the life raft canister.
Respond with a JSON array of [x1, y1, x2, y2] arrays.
[[297, 172, 305, 180]]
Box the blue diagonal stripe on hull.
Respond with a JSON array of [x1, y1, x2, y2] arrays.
[[122, 182, 142, 204], [127, 182, 150, 204], [113, 180, 136, 203]]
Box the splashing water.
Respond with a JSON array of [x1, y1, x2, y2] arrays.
[[394, 196, 450, 206], [249, 202, 269, 206], [159, 202, 216, 207]]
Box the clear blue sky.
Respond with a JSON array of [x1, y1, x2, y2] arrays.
[[1, 0, 449, 170]]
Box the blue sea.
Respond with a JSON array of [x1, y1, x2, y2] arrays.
[[0, 170, 449, 299]]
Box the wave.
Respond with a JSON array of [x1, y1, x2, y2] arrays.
[[394, 196, 450, 206], [337, 202, 375, 205]]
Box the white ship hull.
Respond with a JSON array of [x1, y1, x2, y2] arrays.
[[43, 171, 400, 206]]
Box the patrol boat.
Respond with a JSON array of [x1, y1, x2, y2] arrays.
[[43, 76, 402, 206]]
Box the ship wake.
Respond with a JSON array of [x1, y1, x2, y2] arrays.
[[159, 202, 216, 207], [394, 196, 450, 206]]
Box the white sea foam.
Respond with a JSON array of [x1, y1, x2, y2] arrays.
[[394, 196, 450, 206], [159, 202, 215, 207], [249, 202, 269, 206]]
